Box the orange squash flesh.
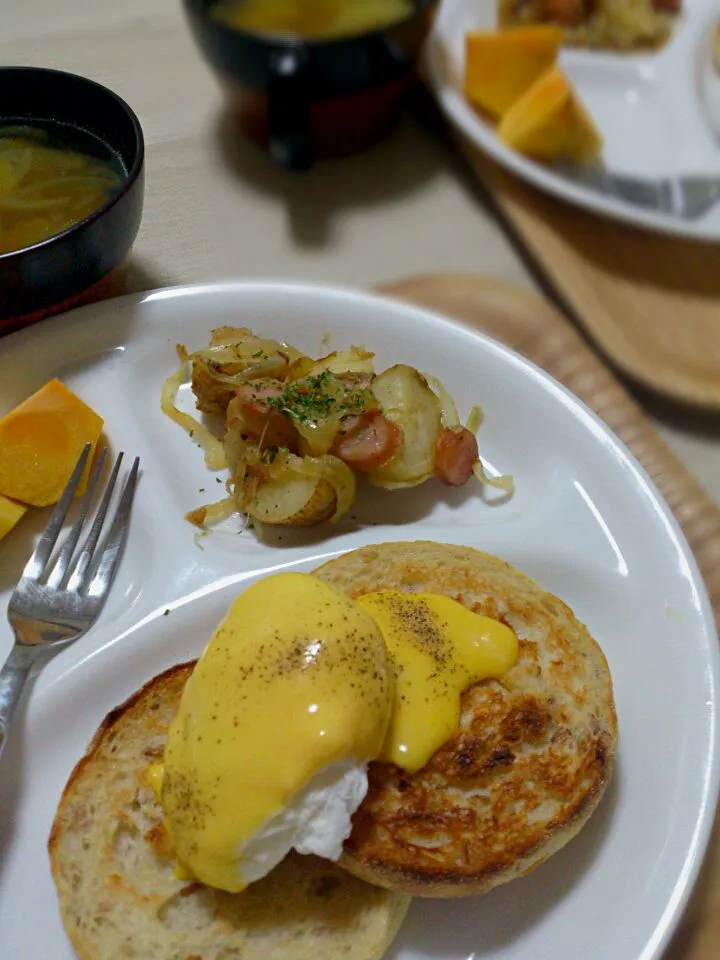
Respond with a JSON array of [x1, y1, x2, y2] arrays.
[[0, 495, 27, 541], [465, 26, 565, 120], [0, 379, 104, 507], [497, 65, 603, 162]]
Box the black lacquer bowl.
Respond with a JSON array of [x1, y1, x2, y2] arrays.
[[0, 67, 145, 335], [182, 0, 438, 170]]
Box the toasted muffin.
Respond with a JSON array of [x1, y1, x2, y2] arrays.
[[48, 663, 410, 960], [313, 541, 617, 898]]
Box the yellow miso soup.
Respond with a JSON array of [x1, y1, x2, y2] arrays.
[[0, 123, 124, 256], [212, 0, 415, 39]]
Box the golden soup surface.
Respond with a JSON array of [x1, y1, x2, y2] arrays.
[[212, 0, 415, 39], [0, 124, 123, 256]]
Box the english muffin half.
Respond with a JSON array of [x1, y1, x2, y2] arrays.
[[313, 541, 617, 898], [48, 663, 410, 960]]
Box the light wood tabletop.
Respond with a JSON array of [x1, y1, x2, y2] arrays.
[[4, 2, 720, 958]]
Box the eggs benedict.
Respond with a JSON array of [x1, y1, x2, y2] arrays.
[[49, 539, 617, 960], [156, 568, 519, 894]]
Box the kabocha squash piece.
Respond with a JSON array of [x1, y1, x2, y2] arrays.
[[498, 65, 602, 162], [0, 379, 104, 507], [0, 495, 27, 541], [464, 26, 565, 119]]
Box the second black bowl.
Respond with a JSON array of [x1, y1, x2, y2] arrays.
[[182, 0, 438, 170]]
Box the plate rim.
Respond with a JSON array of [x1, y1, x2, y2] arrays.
[[425, 0, 720, 243], [3, 277, 719, 959]]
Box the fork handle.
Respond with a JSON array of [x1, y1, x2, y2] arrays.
[[0, 645, 37, 762]]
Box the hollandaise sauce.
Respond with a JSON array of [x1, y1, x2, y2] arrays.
[[212, 0, 415, 39], [357, 591, 519, 773], [160, 573, 391, 893]]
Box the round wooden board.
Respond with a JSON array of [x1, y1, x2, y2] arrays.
[[452, 138, 720, 410]]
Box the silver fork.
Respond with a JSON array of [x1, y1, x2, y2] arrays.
[[553, 161, 720, 221], [0, 443, 140, 761]]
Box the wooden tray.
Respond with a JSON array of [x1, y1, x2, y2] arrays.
[[379, 273, 720, 959], [451, 138, 720, 411]]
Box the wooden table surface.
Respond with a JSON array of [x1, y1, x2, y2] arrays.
[[4, 1, 720, 957]]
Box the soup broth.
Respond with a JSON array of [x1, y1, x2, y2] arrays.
[[212, 0, 415, 39], [0, 123, 124, 255]]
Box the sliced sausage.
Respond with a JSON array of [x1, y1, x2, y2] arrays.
[[235, 379, 285, 413], [230, 379, 295, 448], [435, 427, 478, 487], [332, 413, 402, 472]]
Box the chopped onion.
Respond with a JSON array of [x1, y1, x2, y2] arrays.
[[185, 496, 236, 528], [465, 405, 513, 491], [295, 414, 344, 457], [423, 372, 460, 429], [189, 327, 306, 378], [204, 328, 282, 354], [0, 193, 72, 212], [197, 356, 288, 385], [161, 347, 229, 470], [306, 348, 376, 378], [0, 149, 32, 193], [278, 341, 308, 365], [465, 405, 484, 435], [288, 356, 315, 381], [223, 418, 252, 467], [472, 461, 514, 493]]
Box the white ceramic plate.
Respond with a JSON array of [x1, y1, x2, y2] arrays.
[[427, 0, 720, 240], [0, 281, 717, 960]]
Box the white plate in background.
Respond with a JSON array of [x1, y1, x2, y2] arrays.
[[427, 0, 720, 239]]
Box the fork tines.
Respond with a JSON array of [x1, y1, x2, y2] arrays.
[[22, 443, 140, 596]]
